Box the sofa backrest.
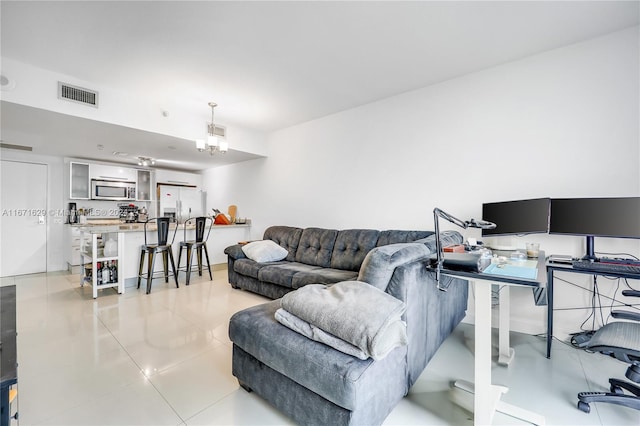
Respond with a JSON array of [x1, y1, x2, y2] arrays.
[[376, 230, 433, 247], [294, 227, 338, 268], [358, 230, 464, 291], [383, 257, 468, 388], [330, 229, 380, 272], [263, 226, 303, 262], [261, 226, 437, 270], [413, 230, 463, 253]]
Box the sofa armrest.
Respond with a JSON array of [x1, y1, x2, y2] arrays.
[[224, 244, 247, 260], [358, 243, 432, 291]]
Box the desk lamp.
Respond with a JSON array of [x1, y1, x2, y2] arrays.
[[432, 207, 496, 291]]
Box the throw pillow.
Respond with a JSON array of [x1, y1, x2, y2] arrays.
[[242, 240, 288, 263]]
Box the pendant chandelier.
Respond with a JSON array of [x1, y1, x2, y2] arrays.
[[196, 102, 228, 155]]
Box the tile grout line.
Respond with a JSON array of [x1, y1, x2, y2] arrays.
[[93, 301, 188, 424]]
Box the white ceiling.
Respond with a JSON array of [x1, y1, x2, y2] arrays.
[[1, 1, 638, 170]]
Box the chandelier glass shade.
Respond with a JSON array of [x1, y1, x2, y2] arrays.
[[137, 156, 155, 167], [197, 102, 228, 155]]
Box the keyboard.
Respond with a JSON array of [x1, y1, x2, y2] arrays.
[[572, 260, 640, 275]]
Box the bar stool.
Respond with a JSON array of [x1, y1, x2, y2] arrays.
[[137, 217, 179, 294], [177, 216, 213, 285]]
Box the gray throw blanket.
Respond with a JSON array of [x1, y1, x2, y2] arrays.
[[280, 280, 408, 360], [275, 308, 369, 360]]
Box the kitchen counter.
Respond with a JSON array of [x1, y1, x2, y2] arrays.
[[71, 222, 250, 233], [72, 221, 252, 289]]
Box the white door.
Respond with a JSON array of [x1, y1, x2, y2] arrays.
[[0, 160, 48, 277]]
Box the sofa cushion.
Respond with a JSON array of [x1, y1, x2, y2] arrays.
[[358, 243, 432, 290], [264, 226, 304, 262], [376, 230, 432, 247], [291, 268, 358, 289], [242, 240, 289, 263], [229, 300, 408, 411], [258, 262, 323, 288], [330, 229, 380, 272], [295, 228, 338, 268], [234, 258, 286, 279]]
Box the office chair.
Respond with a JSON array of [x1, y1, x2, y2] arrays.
[[577, 290, 640, 413]]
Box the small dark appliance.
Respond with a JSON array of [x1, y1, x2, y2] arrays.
[[68, 202, 78, 224], [118, 203, 139, 223]]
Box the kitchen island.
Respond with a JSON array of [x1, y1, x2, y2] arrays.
[[75, 222, 251, 296]]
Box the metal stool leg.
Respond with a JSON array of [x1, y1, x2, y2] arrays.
[[147, 250, 156, 294], [162, 251, 169, 283], [168, 249, 179, 287], [203, 244, 213, 280], [137, 250, 146, 289], [196, 246, 203, 276], [185, 245, 194, 285], [177, 245, 184, 277]]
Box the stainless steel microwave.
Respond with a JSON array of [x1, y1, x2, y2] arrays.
[[91, 179, 136, 201]]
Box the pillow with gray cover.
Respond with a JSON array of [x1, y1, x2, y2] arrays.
[[241, 240, 288, 262]]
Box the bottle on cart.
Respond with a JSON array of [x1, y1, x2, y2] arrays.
[[97, 262, 102, 285], [101, 262, 110, 284], [111, 260, 118, 283]]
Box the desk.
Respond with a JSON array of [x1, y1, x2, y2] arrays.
[[434, 253, 546, 425], [0, 286, 17, 426], [545, 262, 640, 359]]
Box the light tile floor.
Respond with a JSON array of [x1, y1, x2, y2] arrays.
[[2, 270, 638, 425]]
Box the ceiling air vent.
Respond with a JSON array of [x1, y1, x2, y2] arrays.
[[58, 82, 99, 108], [212, 125, 226, 138]]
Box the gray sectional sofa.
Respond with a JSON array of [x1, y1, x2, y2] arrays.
[[224, 225, 433, 299], [227, 227, 469, 425]]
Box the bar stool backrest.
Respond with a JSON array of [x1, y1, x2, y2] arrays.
[[143, 217, 176, 246], [184, 216, 213, 243]]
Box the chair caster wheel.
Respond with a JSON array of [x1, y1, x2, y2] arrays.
[[577, 401, 591, 413]]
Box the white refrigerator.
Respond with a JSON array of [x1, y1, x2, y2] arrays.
[[158, 185, 206, 223]]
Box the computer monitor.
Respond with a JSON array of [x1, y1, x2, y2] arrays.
[[481, 198, 550, 237], [549, 197, 640, 260]]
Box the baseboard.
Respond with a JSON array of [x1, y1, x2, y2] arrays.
[[123, 263, 227, 288]]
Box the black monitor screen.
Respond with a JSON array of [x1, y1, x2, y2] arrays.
[[482, 198, 550, 236], [549, 197, 640, 239]]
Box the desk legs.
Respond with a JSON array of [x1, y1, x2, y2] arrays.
[[546, 269, 554, 358], [498, 285, 515, 366], [451, 281, 545, 425], [474, 281, 502, 424]]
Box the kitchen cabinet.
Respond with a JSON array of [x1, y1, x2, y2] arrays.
[[155, 169, 202, 187], [79, 230, 125, 298], [90, 163, 136, 182], [136, 169, 153, 201], [66, 226, 83, 272], [70, 162, 90, 199]]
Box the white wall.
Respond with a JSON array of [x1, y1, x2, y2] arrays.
[[203, 27, 639, 337]]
